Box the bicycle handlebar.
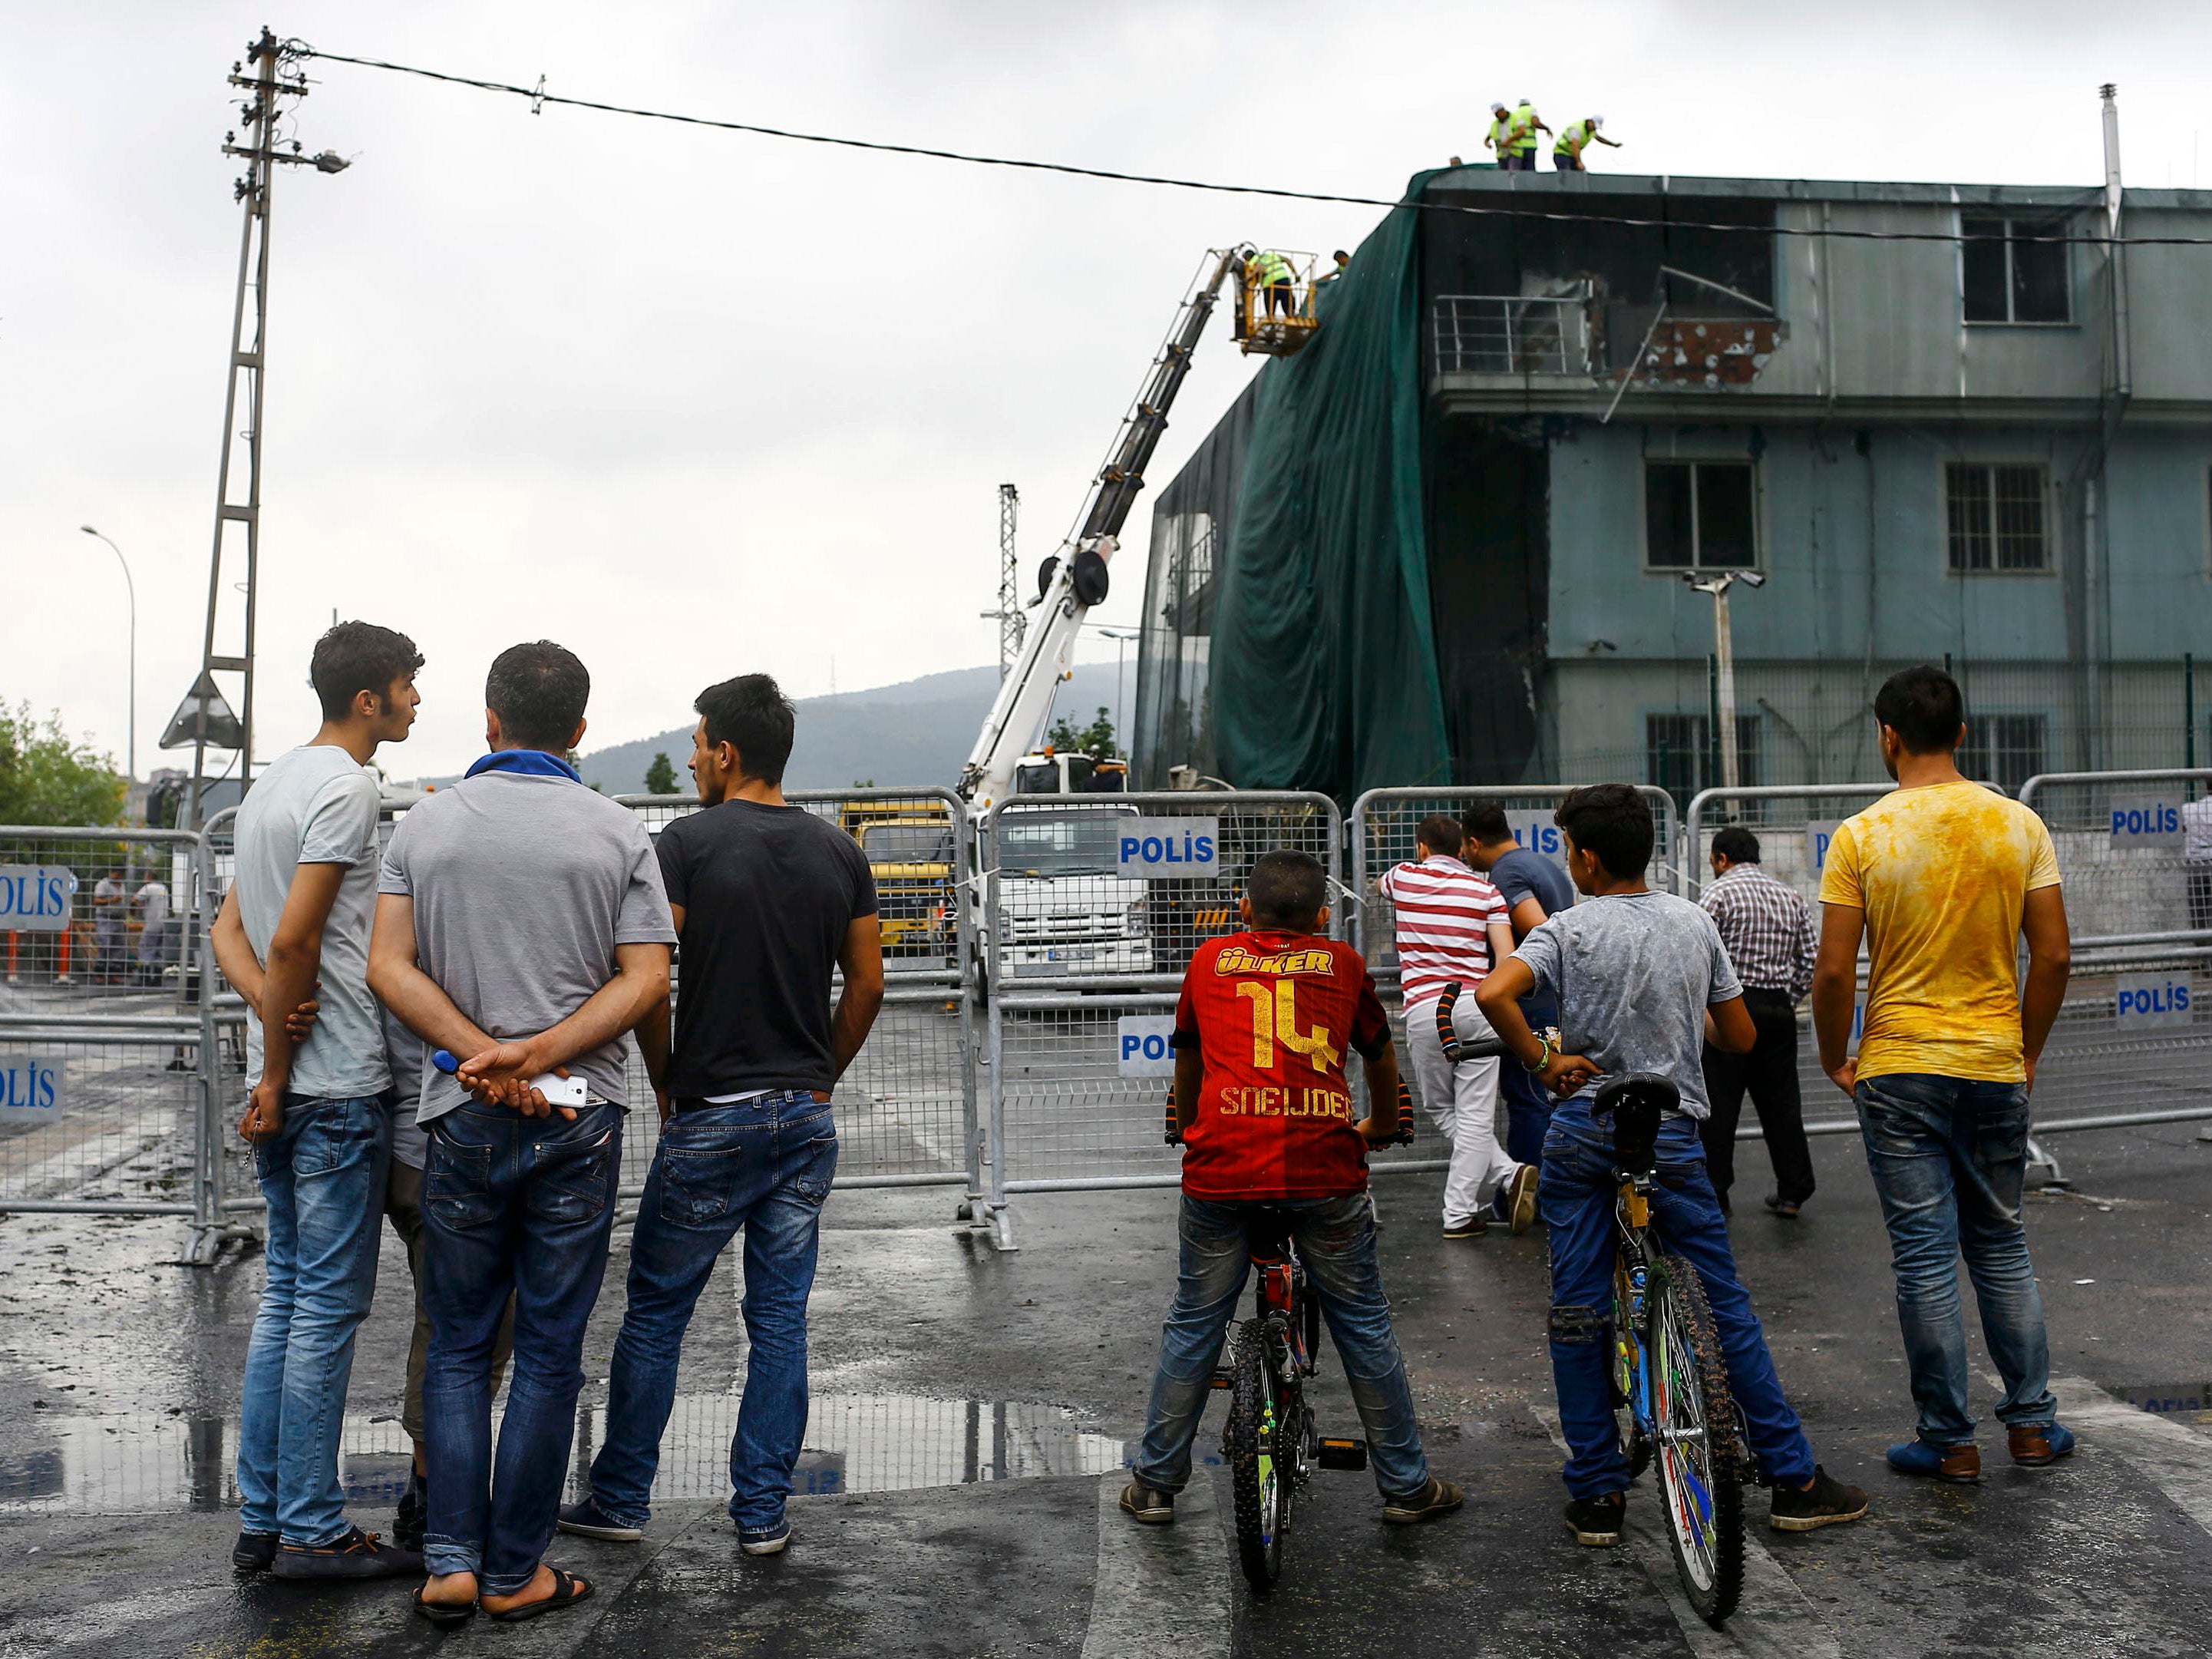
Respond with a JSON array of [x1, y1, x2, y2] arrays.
[[1434, 982, 1507, 1063]]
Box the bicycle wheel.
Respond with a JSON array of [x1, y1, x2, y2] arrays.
[[1226, 1318, 1289, 1590], [1649, 1254, 1745, 1626]]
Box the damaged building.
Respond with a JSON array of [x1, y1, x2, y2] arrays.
[[1131, 167, 2212, 801]]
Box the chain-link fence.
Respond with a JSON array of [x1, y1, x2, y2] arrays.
[[980, 791, 1349, 1244], [0, 826, 211, 1234]]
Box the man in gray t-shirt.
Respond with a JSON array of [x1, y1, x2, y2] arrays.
[[367, 640, 674, 1619], [206, 620, 425, 1580], [1476, 785, 1867, 1544]]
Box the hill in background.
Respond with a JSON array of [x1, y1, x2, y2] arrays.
[[573, 661, 1131, 794]]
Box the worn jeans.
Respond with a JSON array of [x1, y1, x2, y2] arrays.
[[1541, 1101, 1814, 1499], [381, 1159, 514, 1446], [1501, 993, 1560, 1172], [1133, 1193, 1430, 1500], [1854, 1072, 2055, 1445], [236, 1093, 391, 1545], [588, 1092, 838, 1535], [421, 1102, 622, 1594]]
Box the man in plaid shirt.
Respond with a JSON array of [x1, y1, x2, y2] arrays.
[[1698, 826, 1818, 1218]]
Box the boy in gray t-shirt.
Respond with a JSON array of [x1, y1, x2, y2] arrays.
[[1477, 785, 1867, 1547]]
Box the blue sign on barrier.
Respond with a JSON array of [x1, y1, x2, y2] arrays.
[[1115, 818, 1220, 880], [0, 1054, 64, 1123], [2117, 973, 2195, 1030], [1117, 1015, 1180, 1078], [2110, 797, 2184, 848], [0, 866, 77, 932], [1805, 821, 1842, 874], [1503, 812, 1569, 864]]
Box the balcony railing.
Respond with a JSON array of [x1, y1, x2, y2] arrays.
[[1432, 293, 1591, 376]]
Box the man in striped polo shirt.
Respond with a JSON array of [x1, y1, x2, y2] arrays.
[[1379, 814, 1537, 1238]]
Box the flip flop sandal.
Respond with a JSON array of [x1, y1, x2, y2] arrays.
[[411, 1587, 477, 1628], [486, 1567, 595, 1623]]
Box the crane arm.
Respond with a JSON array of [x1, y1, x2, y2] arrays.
[[957, 248, 1245, 810]]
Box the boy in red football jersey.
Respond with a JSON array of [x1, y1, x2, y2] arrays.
[[1121, 851, 1464, 1528]]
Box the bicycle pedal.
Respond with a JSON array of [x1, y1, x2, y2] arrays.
[[1316, 1437, 1368, 1472], [1209, 1367, 1233, 1390]]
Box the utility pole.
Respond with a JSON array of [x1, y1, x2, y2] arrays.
[[185, 28, 348, 827], [1685, 570, 1765, 792], [982, 483, 1024, 682]]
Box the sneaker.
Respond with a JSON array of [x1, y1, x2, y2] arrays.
[[1504, 1164, 1539, 1235], [394, 1468, 425, 1554], [556, 1496, 642, 1542], [1763, 1191, 1801, 1220], [1382, 1476, 1464, 1525], [737, 1519, 791, 1556], [1887, 1437, 1980, 1483], [1768, 1466, 1870, 1532], [1441, 1215, 1488, 1240], [1564, 1491, 1625, 1546], [2008, 1423, 2076, 1466], [269, 1525, 421, 1580], [232, 1530, 279, 1572], [1118, 1482, 1175, 1525]]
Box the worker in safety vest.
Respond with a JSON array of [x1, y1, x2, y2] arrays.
[[1319, 249, 1351, 284], [1553, 114, 1620, 171], [1483, 102, 1512, 167], [1248, 248, 1296, 318], [1506, 99, 1549, 170]]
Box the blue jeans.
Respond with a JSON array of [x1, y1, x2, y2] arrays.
[[236, 1093, 391, 1545], [587, 1092, 837, 1535], [1133, 1193, 1429, 1500], [421, 1101, 622, 1594], [1540, 1102, 1814, 1499], [1854, 1073, 2055, 1445], [1501, 994, 1559, 1172]]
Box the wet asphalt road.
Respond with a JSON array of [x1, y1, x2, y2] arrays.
[[5, 1115, 2212, 1657]]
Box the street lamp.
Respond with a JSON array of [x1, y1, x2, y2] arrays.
[[80, 525, 137, 783], [1090, 625, 1141, 756], [1682, 569, 1765, 791]]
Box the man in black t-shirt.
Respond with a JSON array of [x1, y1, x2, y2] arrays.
[[559, 674, 883, 1557]]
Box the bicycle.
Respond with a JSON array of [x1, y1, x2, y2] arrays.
[[1433, 983, 1748, 1627], [1160, 1076, 1417, 1590]]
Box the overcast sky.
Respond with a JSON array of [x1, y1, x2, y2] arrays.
[[5, 0, 2207, 781]]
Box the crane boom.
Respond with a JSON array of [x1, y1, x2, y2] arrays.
[[958, 247, 1245, 810]]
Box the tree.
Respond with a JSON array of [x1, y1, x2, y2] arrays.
[[1047, 706, 1121, 762], [0, 704, 126, 827], [644, 752, 679, 796]]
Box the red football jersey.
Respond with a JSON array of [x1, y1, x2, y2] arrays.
[[1173, 930, 1393, 1201]]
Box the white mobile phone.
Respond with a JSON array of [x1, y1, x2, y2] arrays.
[[531, 1072, 588, 1108]]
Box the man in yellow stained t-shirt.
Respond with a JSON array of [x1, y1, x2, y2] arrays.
[[1811, 664, 2074, 1486]]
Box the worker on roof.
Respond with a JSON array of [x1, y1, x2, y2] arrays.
[[1506, 98, 1550, 171], [1553, 114, 1620, 171], [1483, 102, 1513, 167], [1248, 248, 1296, 318]]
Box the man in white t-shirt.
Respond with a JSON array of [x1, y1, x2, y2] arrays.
[[92, 870, 128, 983], [132, 878, 172, 982], [1378, 813, 1536, 1238]]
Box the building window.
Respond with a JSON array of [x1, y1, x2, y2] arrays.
[[1946, 463, 2049, 572], [1646, 712, 1761, 803], [1961, 713, 2048, 795], [1645, 461, 1756, 570], [1961, 216, 2070, 324]]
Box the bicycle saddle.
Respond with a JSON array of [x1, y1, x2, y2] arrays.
[[1590, 1072, 1678, 1177]]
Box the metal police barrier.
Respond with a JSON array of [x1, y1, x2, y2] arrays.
[[612, 789, 981, 1210], [979, 791, 1341, 1250], [1685, 778, 2212, 1174], [1345, 787, 1677, 1184], [0, 825, 219, 1257]]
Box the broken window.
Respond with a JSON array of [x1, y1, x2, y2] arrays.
[[1645, 461, 1756, 570], [1960, 216, 2071, 324], [1961, 713, 2048, 794], [1946, 463, 2049, 571]]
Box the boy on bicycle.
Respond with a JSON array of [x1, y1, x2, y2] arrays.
[[1474, 786, 1867, 1545], [1122, 850, 1463, 1529]]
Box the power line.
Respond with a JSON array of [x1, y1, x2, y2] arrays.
[[291, 42, 2212, 250]]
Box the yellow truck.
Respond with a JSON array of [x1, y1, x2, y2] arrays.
[[840, 803, 957, 960]]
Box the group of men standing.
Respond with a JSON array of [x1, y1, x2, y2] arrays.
[[211, 621, 881, 1626], [1482, 101, 1620, 171]]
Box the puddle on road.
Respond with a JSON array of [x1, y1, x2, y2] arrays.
[[0, 1391, 1131, 1515]]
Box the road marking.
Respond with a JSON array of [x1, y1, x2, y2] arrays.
[[2052, 1374, 2212, 1537], [1534, 1406, 1841, 1659], [1081, 1470, 1230, 1659]]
